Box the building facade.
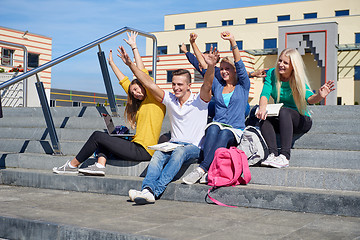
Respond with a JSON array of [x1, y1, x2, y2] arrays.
[[0, 26, 52, 107], [145, 0, 360, 105]]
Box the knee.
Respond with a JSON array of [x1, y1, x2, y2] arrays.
[[205, 125, 220, 136], [217, 129, 235, 142], [279, 107, 293, 120]]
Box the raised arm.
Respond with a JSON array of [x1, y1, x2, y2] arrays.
[[221, 31, 240, 62], [307, 80, 335, 104], [190, 33, 208, 70], [200, 46, 219, 102], [124, 31, 145, 70], [117, 46, 164, 102], [108, 50, 127, 82]]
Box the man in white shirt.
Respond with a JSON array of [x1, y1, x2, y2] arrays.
[[118, 45, 218, 204]]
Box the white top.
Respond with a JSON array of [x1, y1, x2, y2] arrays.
[[162, 91, 209, 147]]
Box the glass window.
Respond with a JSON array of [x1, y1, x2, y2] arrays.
[[206, 43, 218, 52], [222, 20, 233, 26], [50, 99, 56, 107], [304, 12, 317, 19], [355, 66, 360, 81], [1, 48, 14, 66], [157, 46, 167, 55], [335, 10, 349, 16], [264, 38, 277, 49], [277, 15, 290, 21], [235, 41, 243, 50], [179, 44, 190, 53], [175, 24, 185, 30], [196, 22, 207, 28], [28, 53, 39, 68], [148, 70, 153, 77], [167, 70, 174, 83], [355, 33, 360, 44], [246, 18, 258, 24], [72, 101, 81, 107]]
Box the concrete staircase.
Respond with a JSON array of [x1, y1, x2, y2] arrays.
[[0, 106, 359, 222]]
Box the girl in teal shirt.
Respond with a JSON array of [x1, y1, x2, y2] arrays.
[[256, 48, 335, 168]]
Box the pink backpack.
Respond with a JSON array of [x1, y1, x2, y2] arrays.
[[207, 147, 251, 207]]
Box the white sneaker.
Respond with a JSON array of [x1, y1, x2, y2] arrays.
[[182, 167, 205, 185], [134, 189, 155, 205], [261, 153, 276, 167], [199, 172, 208, 184], [52, 160, 78, 174], [128, 189, 142, 202], [269, 154, 289, 168]]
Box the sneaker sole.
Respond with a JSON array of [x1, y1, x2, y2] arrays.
[[261, 161, 271, 167], [134, 197, 155, 205], [182, 178, 198, 185], [52, 169, 78, 175], [268, 162, 289, 168], [78, 169, 105, 176]]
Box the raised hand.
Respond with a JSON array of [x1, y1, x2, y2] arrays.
[[202, 46, 219, 67], [319, 80, 335, 98], [180, 43, 188, 53], [108, 50, 114, 64], [123, 31, 138, 48], [117, 46, 132, 66], [220, 31, 234, 41], [189, 33, 198, 43], [250, 68, 269, 78]]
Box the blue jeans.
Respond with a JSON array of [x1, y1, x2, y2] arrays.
[[199, 125, 237, 171], [142, 142, 200, 197]]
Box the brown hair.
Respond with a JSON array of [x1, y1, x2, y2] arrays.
[[125, 79, 145, 129], [172, 69, 191, 83]]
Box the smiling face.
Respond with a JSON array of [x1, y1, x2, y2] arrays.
[[129, 83, 146, 101], [220, 61, 236, 82], [277, 54, 293, 80], [172, 74, 191, 100]]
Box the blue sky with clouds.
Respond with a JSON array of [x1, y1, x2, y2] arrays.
[[1, 0, 307, 95]]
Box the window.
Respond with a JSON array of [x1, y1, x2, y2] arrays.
[[205, 43, 218, 52], [72, 101, 81, 107], [234, 41, 243, 51], [355, 66, 360, 81], [196, 22, 207, 28], [148, 70, 153, 77], [277, 15, 290, 21], [167, 70, 174, 83], [179, 44, 190, 53], [246, 18, 258, 24], [335, 10, 349, 16], [304, 12, 317, 19], [1, 48, 14, 66], [50, 99, 56, 107], [175, 24, 185, 30], [264, 38, 277, 49], [222, 20, 233, 26], [157, 46, 167, 55], [355, 33, 360, 45], [28, 53, 39, 68]]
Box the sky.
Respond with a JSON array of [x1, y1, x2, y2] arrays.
[[1, 0, 308, 96]]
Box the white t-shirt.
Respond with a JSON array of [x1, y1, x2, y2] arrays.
[[162, 91, 209, 147]]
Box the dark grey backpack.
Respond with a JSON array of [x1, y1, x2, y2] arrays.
[[237, 126, 269, 166]]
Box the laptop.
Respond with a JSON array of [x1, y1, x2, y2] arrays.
[[102, 113, 135, 138]]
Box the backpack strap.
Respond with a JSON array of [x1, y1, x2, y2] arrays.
[[207, 187, 238, 208]]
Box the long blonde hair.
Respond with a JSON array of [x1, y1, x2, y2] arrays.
[[125, 79, 144, 129], [275, 48, 311, 115]]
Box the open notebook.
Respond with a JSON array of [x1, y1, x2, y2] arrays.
[[255, 103, 283, 117]]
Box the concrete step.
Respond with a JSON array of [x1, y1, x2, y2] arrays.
[[1, 185, 359, 240], [2, 147, 360, 171], [1, 168, 359, 217]]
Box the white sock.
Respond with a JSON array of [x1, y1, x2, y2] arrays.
[[68, 162, 77, 169], [96, 162, 105, 168], [197, 167, 205, 174]]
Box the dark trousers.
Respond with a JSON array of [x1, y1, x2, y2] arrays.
[[260, 107, 312, 160], [76, 131, 151, 163]]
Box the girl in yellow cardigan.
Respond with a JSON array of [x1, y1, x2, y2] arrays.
[[53, 32, 165, 176]]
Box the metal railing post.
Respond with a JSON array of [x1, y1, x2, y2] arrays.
[[35, 74, 62, 155], [97, 45, 118, 116]]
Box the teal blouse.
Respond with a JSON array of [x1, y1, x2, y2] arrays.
[[260, 68, 314, 117]]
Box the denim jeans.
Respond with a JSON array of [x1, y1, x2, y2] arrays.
[[199, 125, 237, 171], [142, 142, 200, 197]]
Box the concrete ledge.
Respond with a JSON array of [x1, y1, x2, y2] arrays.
[[1, 169, 359, 217], [0, 216, 165, 240]]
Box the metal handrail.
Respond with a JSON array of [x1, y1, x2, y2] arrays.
[[0, 26, 158, 90], [0, 41, 28, 106]]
